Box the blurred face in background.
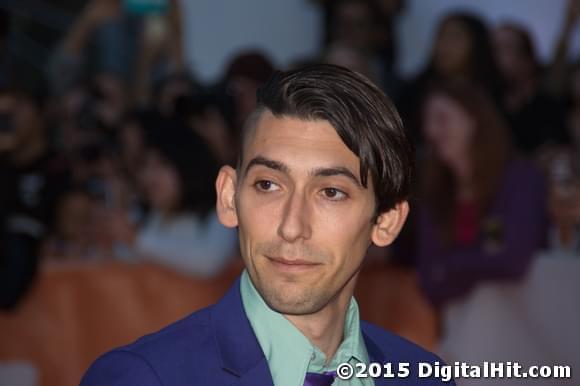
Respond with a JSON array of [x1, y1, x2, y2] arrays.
[[323, 43, 377, 83], [119, 120, 146, 170], [570, 65, 580, 104], [566, 65, 580, 146], [158, 77, 196, 117], [423, 93, 476, 168], [55, 191, 94, 243], [493, 25, 535, 82], [93, 73, 127, 128], [0, 93, 43, 153], [434, 19, 473, 77], [140, 150, 181, 214], [334, 0, 375, 52], [228, 76, 261, 126]]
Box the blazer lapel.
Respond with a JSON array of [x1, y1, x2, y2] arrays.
[[362, 329, 389, 386], [211, 278, 274, 386], [234, 357, 274, 386]]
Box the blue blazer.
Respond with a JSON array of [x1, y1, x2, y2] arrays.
[[80, 278, 454, 385]]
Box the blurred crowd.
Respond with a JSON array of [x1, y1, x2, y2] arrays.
[[0, 0, 579, 318]]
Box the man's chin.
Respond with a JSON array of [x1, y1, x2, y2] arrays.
[[259, 285, 329, 316], [265, 300, 322, 316]]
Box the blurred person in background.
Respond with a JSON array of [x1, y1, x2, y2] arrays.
[[492, 22, 568, 156], [416, 81, 548, 309], [545, 0, 580, 99], [222, 51, 275, 137], [322, 41, 380, 85], [41, 188, 102, 260], [132, 0, 187, 107], [151, 71, 200, 117], [46, 0, 187, 156], [0, 86, 70, 308], [46, 109, 159, 262], [538, 60, 580, 257], [373, 0, 406, 73], [98, 123, 237, 278], [543, 150, 580, 256], [399, 12, 502, 145], [315, 0, 405, 93], [174, 89, 238, 166], [49, 71, 131, 172], [564, 62, 580, 148], [530, 0, 580, 257], [0, 9, 9, 88], [47, 0, 139, 97], [48, 0, 185, 105], [117, 109, 156, 191]]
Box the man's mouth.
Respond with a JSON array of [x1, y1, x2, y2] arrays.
[[266, 256, 321, 272]]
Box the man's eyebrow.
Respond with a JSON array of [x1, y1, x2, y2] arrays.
[[310, 166, 362, 187], [243, 156, 362, 187], [244, 156, 290, 177]]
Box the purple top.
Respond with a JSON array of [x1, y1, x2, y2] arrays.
[[416, 158, 548, 307]]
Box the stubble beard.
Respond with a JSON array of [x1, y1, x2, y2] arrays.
[[248, 241, 336, 315], [253, 272, 335, 316]]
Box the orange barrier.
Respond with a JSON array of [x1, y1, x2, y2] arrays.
[[0, 260, 437, 386], [355, 262, 439, 351]]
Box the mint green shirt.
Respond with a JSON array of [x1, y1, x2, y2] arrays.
[[240, 270, 374, 386]]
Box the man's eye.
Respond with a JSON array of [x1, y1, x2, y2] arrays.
[[321, 187, 347, 201], [254, 180, 280, 192]]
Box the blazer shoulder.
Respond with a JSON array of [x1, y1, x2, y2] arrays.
[[80, 349, 163, 386], [113, 305, 213, 358], [82, 306, 217, 386]]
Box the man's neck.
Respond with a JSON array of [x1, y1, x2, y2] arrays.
[[284, 275, 358, 362]]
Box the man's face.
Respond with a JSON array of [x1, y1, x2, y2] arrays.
[[233, 112, 377, 315]]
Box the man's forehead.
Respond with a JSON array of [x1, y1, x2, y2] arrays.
[[242, 111, 361, 173], [237, 112, 376, 194]]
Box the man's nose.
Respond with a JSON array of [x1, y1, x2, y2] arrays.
[[277, 190, 312, 243]]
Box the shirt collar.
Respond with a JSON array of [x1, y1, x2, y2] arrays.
[[240, 270, 369, 385]]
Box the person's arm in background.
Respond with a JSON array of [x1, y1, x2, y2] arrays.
[[417, 164, 548, 307], [0, 164, 44, 309], [167, 0, 185, 70], [98, 209, 237, 278], [0, 232, 42, 310], [133, 212, 237, 278], [545, 0, 580, 98], [47, 0, 121, 95], [133, 0, 186, 107]]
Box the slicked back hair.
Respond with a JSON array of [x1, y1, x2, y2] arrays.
[[238, 64, 414, 218]]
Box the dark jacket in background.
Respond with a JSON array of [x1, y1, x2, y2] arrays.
[[416, 158, 548, 307]]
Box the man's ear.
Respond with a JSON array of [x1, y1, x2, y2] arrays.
[[215, 165, 239, 228], [371, 201, 409, 247]]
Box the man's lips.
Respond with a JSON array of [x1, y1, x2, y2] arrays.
[[266, 256, 321, 271]]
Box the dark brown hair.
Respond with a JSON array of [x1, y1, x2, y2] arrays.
[[239, 64, 414, 217], [419, 12, 503, 101], [420, 81, 512, 240], [496, 22, 540, 75]]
